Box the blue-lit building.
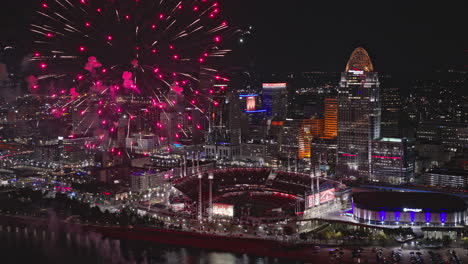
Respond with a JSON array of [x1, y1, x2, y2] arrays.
[[262, 83, 288, 120], [352, 192, 466, 226]]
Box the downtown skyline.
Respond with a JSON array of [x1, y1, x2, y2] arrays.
[[0, 1, 467, 263]]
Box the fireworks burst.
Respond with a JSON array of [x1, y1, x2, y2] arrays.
[[30, 0, 239, 153]]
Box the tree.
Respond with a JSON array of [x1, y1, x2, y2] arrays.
[[442, 235, 452, 247], [299, 233, 308, 240], [335, 231, 343, 239], [461, 237, 468, 248], [375, 231, 388, 246]]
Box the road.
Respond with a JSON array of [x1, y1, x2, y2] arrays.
[[313, 246, 468, 263]]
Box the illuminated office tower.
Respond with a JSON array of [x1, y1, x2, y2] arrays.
[[381, 87, 401, 138], [322, 98, 338, 139], [298, 117, 323, 159], [371, 137, 415, 184], [336, 47, 381, 180]]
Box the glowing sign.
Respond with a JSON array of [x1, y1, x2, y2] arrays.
[[246, 96, 256, 111], [262, 83, 287, 89], [308, 193, 319, 207], [348, 70, 364, 75], [403, 208, 422, 212], [213, 203, 234, 217], [171, 203, 185, 212], [307, 188, 335, 208], [320, 188, 335, 204]]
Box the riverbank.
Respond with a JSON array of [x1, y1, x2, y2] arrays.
[[0, 213, 334, 262]]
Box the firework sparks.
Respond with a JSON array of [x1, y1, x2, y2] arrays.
[[31, 0, 238, 153]]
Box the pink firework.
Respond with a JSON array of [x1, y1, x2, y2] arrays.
[[31, 0, 238, 152]]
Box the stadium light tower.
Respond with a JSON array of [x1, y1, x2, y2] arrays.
[[179, 158, 184, 177], [191, 151, 195, 175], [208, 172, 214, 221], [198, 172, 203, 221], [183, 154, 187, 177], [309, 171, 315, 208]]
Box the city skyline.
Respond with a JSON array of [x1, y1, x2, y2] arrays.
[[0, 1, 467, 263]]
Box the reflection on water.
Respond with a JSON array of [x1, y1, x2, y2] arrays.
[[0, 225, 302, 264]]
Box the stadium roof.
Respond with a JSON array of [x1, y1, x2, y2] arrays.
[[353, 192, 467, 212]]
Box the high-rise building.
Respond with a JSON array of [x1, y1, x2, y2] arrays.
[[311, 137, 337, 175], [227, 92, 243, 145], [336, 47, 381, 180], [125, 133, 156, 154], [160, 112, 181, 143], [322, 98, 338, 139], [381, 87, 401, 138], [371, 137, 415, 184], [262, 83, 288, 120], [417, 121, 468, 151], [298, 117, 323, 159]]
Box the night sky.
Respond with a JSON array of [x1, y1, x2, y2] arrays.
[[1, 1, 467, 73]]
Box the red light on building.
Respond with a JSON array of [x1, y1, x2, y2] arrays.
[[262, 83, 287, 89], [372, 155, 402, 160], [271, 121, 284, 126]]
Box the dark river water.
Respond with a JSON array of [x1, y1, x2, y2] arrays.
[[0, 225, 303, 264]]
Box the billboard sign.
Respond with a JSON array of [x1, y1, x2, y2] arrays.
[[307, 188, 335, 208], [171, 203, 185, 212], [307, 193, 319, 207], [246, 96, 256, 111], [213, 203, 234, 217], [319, 188, 335, 204], [262, 83, 287, 89]]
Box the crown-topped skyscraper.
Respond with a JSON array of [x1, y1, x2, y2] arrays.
[[336, 47, 381, 180], [344, 47, 374, 72]]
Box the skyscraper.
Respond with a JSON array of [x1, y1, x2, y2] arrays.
[[298, 117, 323, 159], [336, 47, 381, 180], [381, 87, 401, 138], [371, 138, 415, 184], [322, 98, 338, 139], [262, 83, 288, 120]]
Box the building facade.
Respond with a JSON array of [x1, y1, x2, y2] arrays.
[[381, 87, 401, 138], [417, 122, 468, 151], [262, 83, 288, 120], [298, 117, 323, 159], [371, 137, 415, 184], [322, 98, 338, 139], [423, 168, 468, 189], [336, 47, 381, 180]]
